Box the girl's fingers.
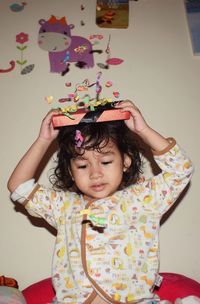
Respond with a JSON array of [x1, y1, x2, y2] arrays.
[[42, 109, 61, 126], [117, 105, 142, 117], [45, 108, 61, 119], [115, 100, 140, 112]]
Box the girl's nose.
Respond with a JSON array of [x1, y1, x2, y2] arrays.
[[89, 165, 103, 179]]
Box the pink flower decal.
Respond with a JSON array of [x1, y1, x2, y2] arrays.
[[16, 32, 30, 73], [16, 32, 29, 44]]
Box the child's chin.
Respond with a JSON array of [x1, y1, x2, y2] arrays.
[[84, 192, 108, 201]]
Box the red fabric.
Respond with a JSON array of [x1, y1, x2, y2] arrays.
[[156, 272, 200, 301], [22, 273, 200, 304], [22, 278, 55, 304]]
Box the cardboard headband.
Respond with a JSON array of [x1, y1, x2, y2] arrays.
[[52, 100, 130, 127]]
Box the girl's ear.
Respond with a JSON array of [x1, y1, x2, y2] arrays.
[[123, 154, 132, 172]]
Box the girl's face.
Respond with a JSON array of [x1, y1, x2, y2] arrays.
[[70, 141, 131, 201]]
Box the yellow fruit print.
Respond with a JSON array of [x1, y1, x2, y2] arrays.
[[143, 195, 153, 204], [111, 257, 124, 269], [151, 179, 156, 190], [140, 226, 152, 239], [124, 243, 132, 256], [64, 277, 74, 288], [109, 213, 120, 225], [149, 247, 157, 253], [57, 246, 65, 257], [69, 248, 80, 259], [120, 201, 126, 213], [58, 216, 65, 225], [163, 172, 173, 181], [56, 237, 62, 244], [127, 293, 135, 301], [114, 293, 121, 301], [139, 215, 147, 223], [140, 275, 153, 286], [50, 191, 57, 200], [112, 283, 127, 290], [86, 261, 94, 276], [174, 179, 182, 186], [63, 294, 77, 303], [184, 161, 192, 169], [141, 262, 148, 273], [61, 201, 70, 212]]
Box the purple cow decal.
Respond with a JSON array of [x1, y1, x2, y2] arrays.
[[38, 16, 94, 74]]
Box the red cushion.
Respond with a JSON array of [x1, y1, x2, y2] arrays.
[[22, 273, 200, 304], [156, 272, 200, 301], [22, 278, 55, 304]]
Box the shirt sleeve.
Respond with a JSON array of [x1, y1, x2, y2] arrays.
[[10, 180, 71, 229], [131, 140, 194, 217], [25, 185, 70, 229], [10, 179, 36, 204]]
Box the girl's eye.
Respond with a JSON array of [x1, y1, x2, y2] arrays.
[[77, 165, 87, 169], [102, 161, 112, 165]]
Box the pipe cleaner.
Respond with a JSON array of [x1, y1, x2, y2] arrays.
[[75, 130, 84, 148]]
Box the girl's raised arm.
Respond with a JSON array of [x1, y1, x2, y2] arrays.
[[7, 110, 59, 193], [116, 100, 170, 152]]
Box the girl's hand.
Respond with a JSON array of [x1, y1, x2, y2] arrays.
[[115, 100, 149, 135], [38, 109, 60, 142]]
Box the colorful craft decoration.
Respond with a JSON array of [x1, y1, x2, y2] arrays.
[[95, 71, 102, 100], [97, 34, 124, 69], [52, 100, 130, 127], [97, 34, 111, 69], [49, 73, 129, 127], [105, 81, 113, 87], [113, 91, 120, 98], [38, 16, 94, 74], [45, 96, 54, 104], [75, 130, 84, 147]]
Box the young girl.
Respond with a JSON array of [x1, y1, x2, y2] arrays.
[[7, 100, 194, 304]]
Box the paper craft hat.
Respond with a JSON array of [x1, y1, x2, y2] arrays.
[[52, 72, 130, 127], [52, 100, 130, 127]]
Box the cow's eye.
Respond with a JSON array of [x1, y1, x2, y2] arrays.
[[63, 31, 68, 36]]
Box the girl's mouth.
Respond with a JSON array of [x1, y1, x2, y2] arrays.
[[91, 184, 106, 192]]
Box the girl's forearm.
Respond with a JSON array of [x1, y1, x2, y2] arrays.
[[138, 127, 170, 152], [7, 137, 52, 192]]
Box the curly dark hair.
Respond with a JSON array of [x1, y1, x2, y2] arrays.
[[50, 120, 143, 191]]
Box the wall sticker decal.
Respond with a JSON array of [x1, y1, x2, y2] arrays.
[[0, 61, 15, 73], [9, 2, 27, 12], [38, 15, 94, 75], [16, 32, 35, 75]]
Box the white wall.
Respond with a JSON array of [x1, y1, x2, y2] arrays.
[[1, 0, 199, 290]]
